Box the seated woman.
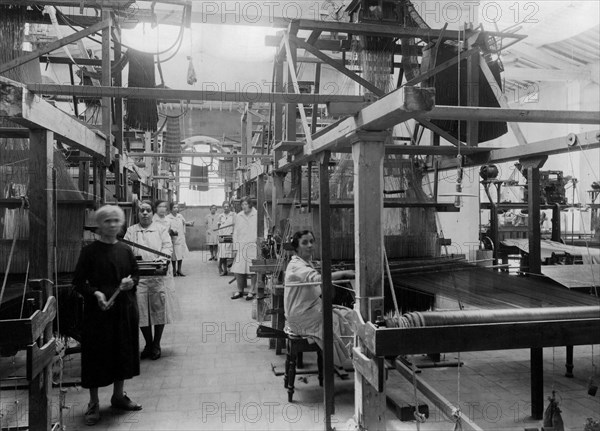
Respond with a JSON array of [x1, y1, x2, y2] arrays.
[[284, 230, 356, 367]]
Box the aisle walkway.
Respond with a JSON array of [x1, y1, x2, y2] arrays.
[[1, 251, 598, 430], [61, 251, 357, 430]]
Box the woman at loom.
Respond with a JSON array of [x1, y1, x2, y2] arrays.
[[125, 200, 180, 361], [284, 230, 356, 366], [72, 205, 142, 426]]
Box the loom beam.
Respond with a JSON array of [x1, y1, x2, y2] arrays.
[[400, 305, 600, 327], [358, 306, 600, 357]]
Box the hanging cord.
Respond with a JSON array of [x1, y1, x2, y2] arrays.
[[0, 196, 27, 306], [411, 358, 426, 427], [564, 143, 598, 296], [18, 262, 30, 319], [383, 248, 400, 320], [52, 5, 187, 57], [452, 27, 465, 431]]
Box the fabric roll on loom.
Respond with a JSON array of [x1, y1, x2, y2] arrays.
[[395, 305, 600, 328]]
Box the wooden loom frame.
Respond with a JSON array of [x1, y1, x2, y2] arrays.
[[1, 4, 600, 430]]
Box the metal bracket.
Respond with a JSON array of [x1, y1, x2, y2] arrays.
[[368, 297, 384, 324]]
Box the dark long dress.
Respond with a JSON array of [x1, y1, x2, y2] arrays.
[[72, 241, 140, 388]]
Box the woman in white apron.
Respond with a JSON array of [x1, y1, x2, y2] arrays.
[[125, 200, 180, 360], [204, 205, 219, 261], [167, 202, 194, 276], [216, 201, 235, 276], [230, 196, 258, 300]]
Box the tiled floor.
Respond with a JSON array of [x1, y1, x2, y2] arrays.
[[1, 251, 599, 430]]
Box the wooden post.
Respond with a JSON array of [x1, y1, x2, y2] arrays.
[[307, 161, 313, 212], [101, 10, 112, 167], [311, 62, 321, 134], [113, 23, 123, 155], [113, 22, 125, 202], [527, 166, 541, 275], [527, 164, 543, 419], [274, 56, 284, 143], [256, 174, 266, 319], [271, 172, 285, 232], [531, 347, 543, 419], [318, 150, 335, 430], [352, 132, 387, 431], [27, 129, 55, 430], [99, 163, 107, 204], [466, 38, 479, 146], [92, 159, 98, 201], [78, 161, 90, 199], [551, 203, 561, 242], [285, 24, 298, 143]]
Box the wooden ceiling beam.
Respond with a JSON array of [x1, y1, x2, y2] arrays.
[[0, 19, 110, 75], [26, 83, 368, 104], [308, 86, 435, 155], [0, 0, 133, 8], [421, 106, 600, 125], [436, 130, 600, 170], [1, 76, 106, 159]]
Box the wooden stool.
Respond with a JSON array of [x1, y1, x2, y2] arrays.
[[284, 334, 323, 402]]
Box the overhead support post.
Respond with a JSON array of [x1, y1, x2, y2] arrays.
[[318, 151, 335, 430], [273, 56, 284, 144], [479, 55, 528, 146], [101, 10, 112, 168], [352, 131, 387, 431], [522, 157, 545, 420], [466, 29, 479, 146], [113, 18, 125, 201], [285, 23, 298, 144], [27, 129, 55, 431]]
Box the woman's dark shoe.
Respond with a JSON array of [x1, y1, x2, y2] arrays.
[[140, 347, 152, 360], [150, 346, 161, 360], [231, 292, 244, 300], [245, 293, 255, 301], [110, 393, 142, 411], [84, 402, 100, 426], [177, 272, 185, 277]]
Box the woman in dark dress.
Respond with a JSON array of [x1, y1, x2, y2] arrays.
[[72, 205, 143, 426]]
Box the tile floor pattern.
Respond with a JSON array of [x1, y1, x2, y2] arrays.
[[0, 250, 599, 430]]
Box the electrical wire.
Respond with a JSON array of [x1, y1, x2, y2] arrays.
[[52, 6, 187, 61]]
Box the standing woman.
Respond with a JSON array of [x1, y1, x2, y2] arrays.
[[152, 199, 173, 234], [204, 204, 219, 261], [230, 196, 258, 300], [216, 201, 235, 276], [167, 202, 194, 276], [125, 200, 180, 361], [72, 205, 142, 426], [153, 200, 176, 274]]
